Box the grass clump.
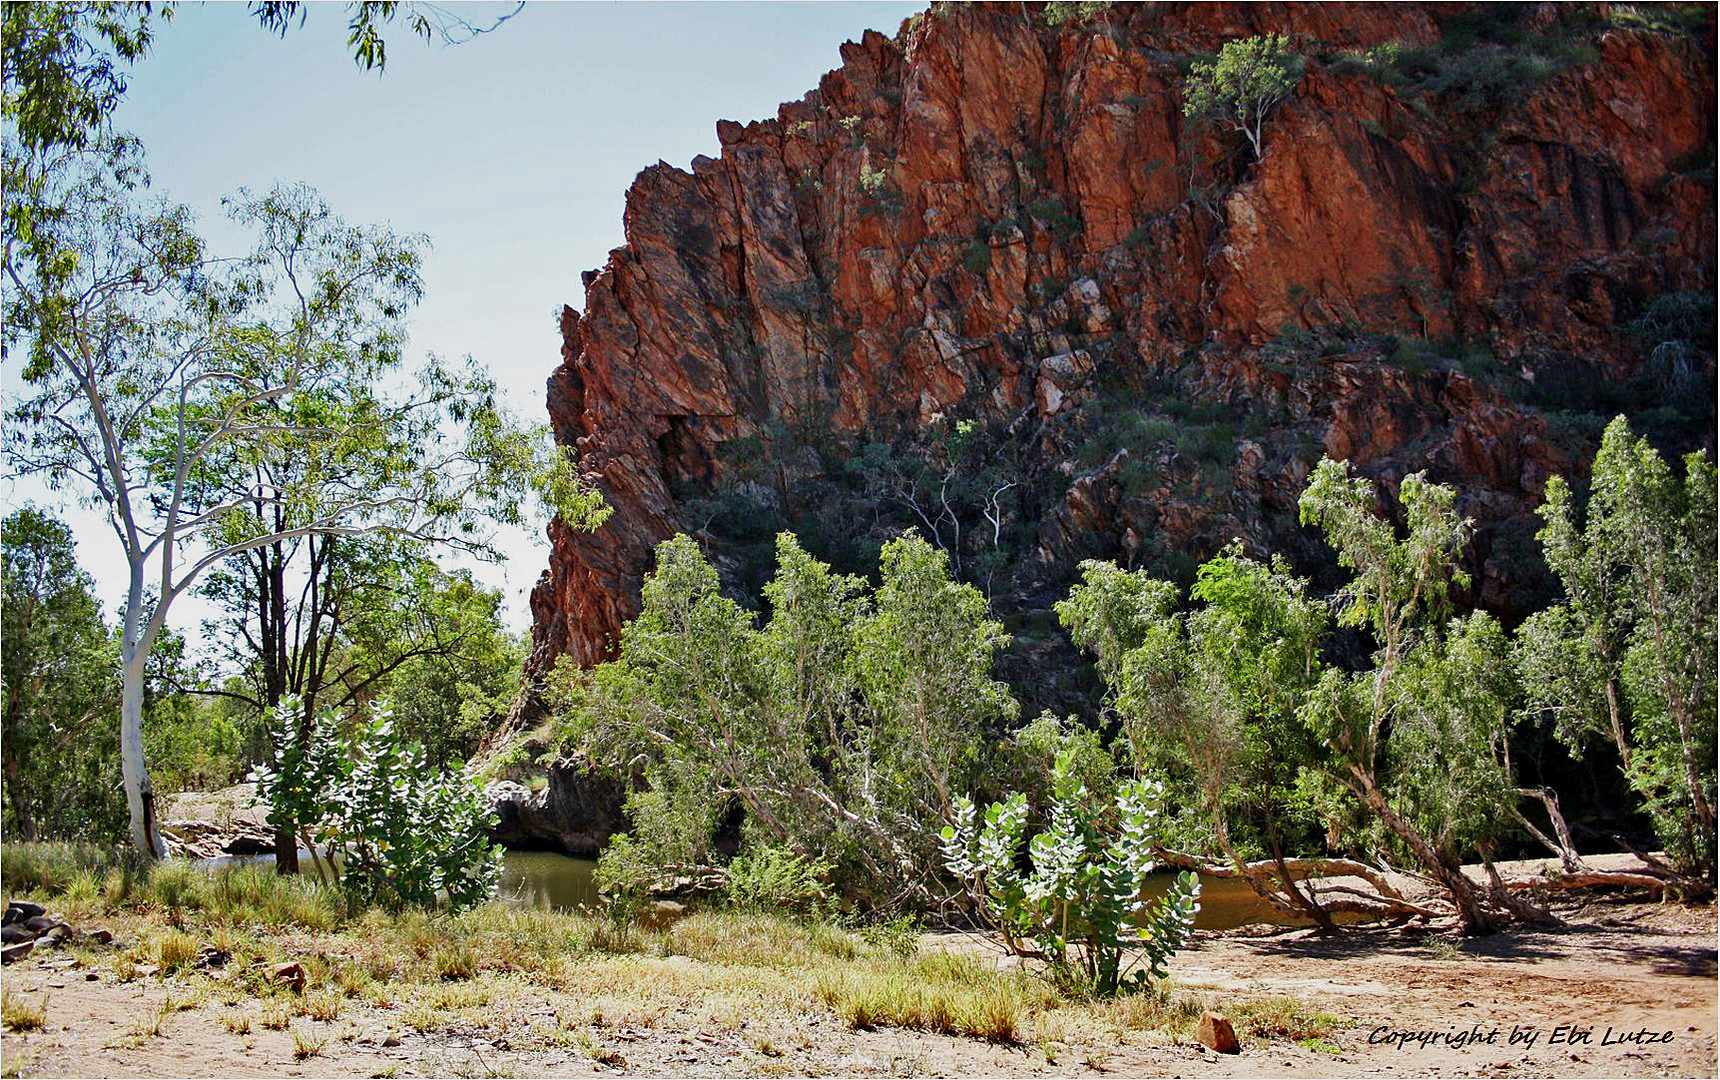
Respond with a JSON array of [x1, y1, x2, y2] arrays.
[[291, 1026, 328, 1059], [2, 991, 47, 1033], [813, 952, 1054, 1042], [1229, 996, 1345, 1042], [0, 842, 145, 896], [155, 929, 201, 973], [303, 990, 344, 1022]]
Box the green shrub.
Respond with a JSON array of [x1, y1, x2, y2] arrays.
[[725, 845, 833, 913], [253, 698, 502, 912], [858, 163, 889, 195], [962, 238, 993, 275], [941, 748, 1200, 997], [1025, 198, 1080, 240]]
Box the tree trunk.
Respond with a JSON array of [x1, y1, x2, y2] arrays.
[[1479, 845, 1562, 927], [119, 641, 165, 859], [1514, 788, 1587, 874], [1356, 773, 1499, 935], [2, 734, 36, 842]]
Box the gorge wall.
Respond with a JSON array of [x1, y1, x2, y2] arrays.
[[519, 1, 1714, 730]]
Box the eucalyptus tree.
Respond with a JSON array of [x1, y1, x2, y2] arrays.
[[4, 175, 606, 858], [555, 531, 1013, 906], [1296, 458, 1548, 934], [196, 536, 524, 760], [1059, 546, 1350, 931], [1517, 418, 1716, 879]]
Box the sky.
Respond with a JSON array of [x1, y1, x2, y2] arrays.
[[6, 0, 925, 640]]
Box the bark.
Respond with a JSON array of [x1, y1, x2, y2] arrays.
[[1264, 807, 1340, 933], [1514, 788, 1588, 874], [1479, 847, 1562, 927], [1496, 870, 1674, 894], [119, 639, 165, 859], [1355, 772, 1500, 935]]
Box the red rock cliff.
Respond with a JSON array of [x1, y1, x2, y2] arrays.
[[522, 2, 1714, 714]]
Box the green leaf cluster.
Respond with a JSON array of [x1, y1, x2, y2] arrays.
[[1518, 417, 1716, 875], [1182, 34, 1305, 160], [253, 695, 502, 911], [940, 748, 1200, 996]]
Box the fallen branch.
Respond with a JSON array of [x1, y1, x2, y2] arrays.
[[1305, 882, 1451, 919], [1498, 870, 1673, 895], [1158, 850, 1412, 901]]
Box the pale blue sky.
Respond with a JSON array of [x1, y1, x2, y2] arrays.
[[11, 0, 924, 637]]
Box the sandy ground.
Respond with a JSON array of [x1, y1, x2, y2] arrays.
[[3, 891, 1713, 1079]]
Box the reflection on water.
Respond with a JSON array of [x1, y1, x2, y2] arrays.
[[205, 848, 1348, 931], [493, 854, 1353, 931], [1141, 870, 1359, 931], [497, 851, 601, 911]]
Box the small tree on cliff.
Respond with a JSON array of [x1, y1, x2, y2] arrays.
[[1182, 34, 1305, 160]]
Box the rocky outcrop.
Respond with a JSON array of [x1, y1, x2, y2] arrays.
[[486, 761, 630, 856], [518, 2, 1714, 734]]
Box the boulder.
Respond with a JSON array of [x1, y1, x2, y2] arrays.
[[1, 940, 33, 965], [485, 759, 630, 855], [1196, 1010, 1241, 1054], [4, 901, 45, 925]]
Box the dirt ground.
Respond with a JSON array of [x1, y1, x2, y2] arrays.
[[3, 891, 1713, 1079]]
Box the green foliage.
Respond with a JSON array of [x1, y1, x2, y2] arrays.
[[201, 539, 526, 769], [1057, 547, 1328, 900], [962, 238, 993, 276], [1387, 611, 1520, 854], [253, 696, 502, 911], [555, 531, 1015, 907], [1518, 418, 1716, 876], [941, 749, 1200, 996], [1327, 7, 1605, 115], [1182, 34, 1305, 160], [1001, 712, 1118, 817], [1043, 2, 1113, 28], [1326, 41, 1403, 81], [1024, 198, 1080, 241], [724, 845, 833, 913], [2, 509, 239, 839], [2, 507, 122, 841]]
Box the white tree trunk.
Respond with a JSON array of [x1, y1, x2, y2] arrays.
[[119, 641, 164, 857], [119, 563, 166, 859]]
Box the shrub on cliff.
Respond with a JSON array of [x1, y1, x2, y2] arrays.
[[1182, 34, 1305, 160]]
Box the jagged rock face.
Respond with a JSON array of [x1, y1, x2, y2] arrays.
[[524, 2, 1714, 713]]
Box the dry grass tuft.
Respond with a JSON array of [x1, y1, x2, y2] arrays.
[[813, 952, 1050, 1042], [155, 929, 200, 973], [2, 991, 47, 1033], [291, 1026, 328, 1059]]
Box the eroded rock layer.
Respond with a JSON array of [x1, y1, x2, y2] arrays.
[[522, 2, 1714, 727]]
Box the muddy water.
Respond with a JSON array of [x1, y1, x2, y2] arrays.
[[498, 853, 1329, 931], [205, 849, 1328, 930]]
